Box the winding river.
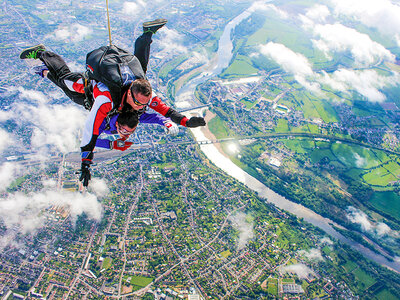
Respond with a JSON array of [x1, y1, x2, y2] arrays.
[[175, 3, 400, 273]]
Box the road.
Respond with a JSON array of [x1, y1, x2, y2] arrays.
[[65, 225, 98, 299]]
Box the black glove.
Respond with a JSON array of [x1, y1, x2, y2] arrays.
[[186, 116, 206, 128], [79, 160, 92, 187]]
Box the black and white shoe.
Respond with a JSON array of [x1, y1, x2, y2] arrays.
[[19, 44, 46, 59]]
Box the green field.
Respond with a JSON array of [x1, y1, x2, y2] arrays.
[[101, 257, 112, 270], [220, 250, 232, 258], [369, 191, 400, 221], [363, 168, 397, 186], [124, 275, 154, 288], [283, 139, 314, 153], [385, 161, 400, 177], [352, 268, 376, 290], [331, 144, 380, 169], [310, 148, 336, 163], [343, 260, 358, 273], [375, 289, 399, 300], [221, 55, 259, 78], [240, 97, 258, 109], [267, 278, 278, 295], [275, 118, 289, 132], [208, 114, 230, 138]]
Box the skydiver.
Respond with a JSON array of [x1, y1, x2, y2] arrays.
[[78, 109, 176, 186], [20, 18, 205, 187]]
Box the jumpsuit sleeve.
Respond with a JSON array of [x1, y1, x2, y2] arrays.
[[139, 112, 169, 126], [147, 92, 189, 126], [64, 77, 86, 94], [80, 82, 113, 156], [95, 139, 112, 149]]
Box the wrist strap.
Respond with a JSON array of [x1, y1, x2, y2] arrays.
[[81, 151, 93, 159]]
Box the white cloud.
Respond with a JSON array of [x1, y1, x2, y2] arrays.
[[18, 87, 48, 104], [306, 5, 330, 23], [51, 24, 92, 43], [376, 223, 392, 236], [347, 206, 393, 236], [280, 263, 315, 279], [312, 23, 395, 66], [192, 50, 209, 66], [248, 1, 288, 19], [259, 42, 321, 93], [68, 61, 86, 73], [16, 88, 87, 153], [347, 206, 374, 232], [257, 42, 396, 102], [0, 162, 20, 192], [0, 128, 10, 153], [228, 212, 254, 250], [42, 179, 57, 189], [331, 0, 400, 45], [298, 248, 324, 261], [353, 153, 367, 168], [0, 188, 102, 238], [122, 1, 145, 15], [260, 42, 313, 76], [157, 28, 188, 57], [300, 5, 331, 29], [320, 237, 333, 245], [89, 178, 110, 197], [321, 69, 396, 102], [0, 109, 13, 122]]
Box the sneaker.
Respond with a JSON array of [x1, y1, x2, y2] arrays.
[[20, 44, 46, 59], [31, 63, 48, 78], [143, 18, 167, 34]]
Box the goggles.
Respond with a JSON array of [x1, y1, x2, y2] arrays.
[[129, 85, 150, 107], [117, 123, 136, 136], [131, 95, 149, 107]]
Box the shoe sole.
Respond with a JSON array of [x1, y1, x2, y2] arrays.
[[143, 18, 167, 27], [19, 44, 46, 59]]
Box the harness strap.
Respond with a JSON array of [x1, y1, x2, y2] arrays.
[[82, 72, 94, 111]]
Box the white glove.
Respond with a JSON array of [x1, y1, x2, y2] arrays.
[[164, 120, 179, 136]]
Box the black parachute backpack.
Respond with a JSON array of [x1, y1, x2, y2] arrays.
[[85, 45, 146, 110]]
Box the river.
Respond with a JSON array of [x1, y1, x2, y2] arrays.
[[175, 3, 400, 273]]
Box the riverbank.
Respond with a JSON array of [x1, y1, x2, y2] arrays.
[[198, 110, 229, 158]]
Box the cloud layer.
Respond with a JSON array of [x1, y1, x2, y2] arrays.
[[0, 188, 103, 249], [259, 42, 321, 93], [280, 263, 315, 279], [0, 86, 102, 250], [347, 206, 393, 237], [298, 248, 324, 262], [158, 28, 188, 57], [258, 41, 397, 102], [248, 1, 288, 19], [312, 23, 395, 65], [122, 1, 145, 15], [51, 24, 93, 43], [0, 128, 10, 153], [16, 87, 86, 153], [331, 0, 400, 46]]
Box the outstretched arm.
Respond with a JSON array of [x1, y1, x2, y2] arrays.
[[139, 112, 179, 136], [148, 95, 206, 128]]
